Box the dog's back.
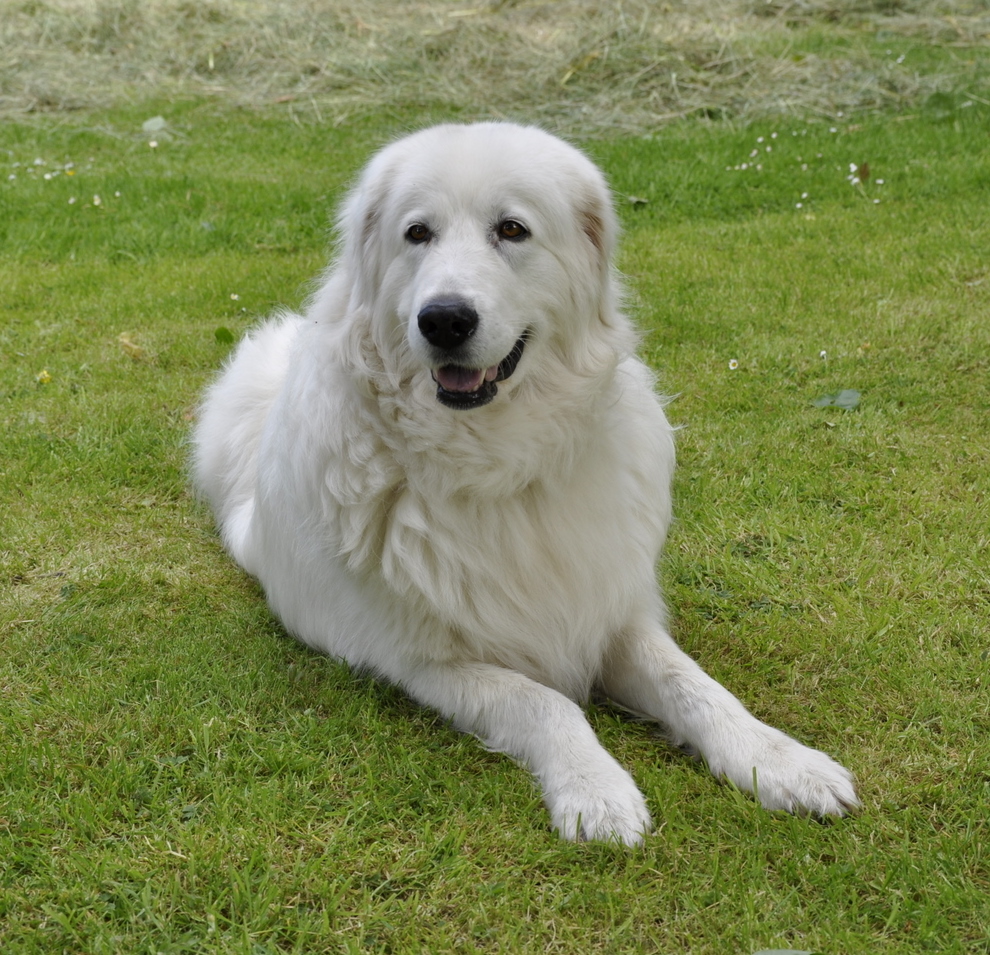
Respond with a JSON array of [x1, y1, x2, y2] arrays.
[[192, 314, 302, 570]]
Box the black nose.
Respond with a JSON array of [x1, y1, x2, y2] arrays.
[[417, 300, 479, 352]]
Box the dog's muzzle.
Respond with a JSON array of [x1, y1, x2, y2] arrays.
[[431, 332, 529, 410]]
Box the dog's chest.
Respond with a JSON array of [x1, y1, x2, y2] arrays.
[[374, 455, 665, 690]]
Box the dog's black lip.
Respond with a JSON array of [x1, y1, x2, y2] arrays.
[[494, 332, 527, 383], [433, 331, 529, 410]]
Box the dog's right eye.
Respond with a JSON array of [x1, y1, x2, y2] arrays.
[[406, 223, 431, 244]]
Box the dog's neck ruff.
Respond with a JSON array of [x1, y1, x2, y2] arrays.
[[432, 333, 529, 410]]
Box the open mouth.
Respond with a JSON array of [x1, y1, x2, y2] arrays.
[[431, 332, 529, 410]]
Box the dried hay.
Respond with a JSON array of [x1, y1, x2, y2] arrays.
[[1, 0, 988, 131]]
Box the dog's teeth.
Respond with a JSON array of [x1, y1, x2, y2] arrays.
[[484, 365, 498, 382]]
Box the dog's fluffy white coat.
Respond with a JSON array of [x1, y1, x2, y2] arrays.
[[193, 122, 858, 844]]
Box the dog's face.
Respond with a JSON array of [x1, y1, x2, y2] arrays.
[[338, 123, 620, 410]]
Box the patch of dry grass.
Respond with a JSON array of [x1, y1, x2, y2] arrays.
[[2, 0, 988, 132]]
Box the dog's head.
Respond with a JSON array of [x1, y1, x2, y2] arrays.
[[335, 122, 629, 410]]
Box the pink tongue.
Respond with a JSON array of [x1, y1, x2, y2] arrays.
[[436, 364, 498, 393]]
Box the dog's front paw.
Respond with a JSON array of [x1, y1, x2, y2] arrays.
[[544, 766, 652, 846], [715, 727, 859, 817]]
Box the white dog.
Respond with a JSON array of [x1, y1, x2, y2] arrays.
[[192, 122, 858, 844]]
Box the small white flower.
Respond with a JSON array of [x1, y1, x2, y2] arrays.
[[829, 127, 838, 133], [149, 140, 158, 148], [801, 192, 809, 199], [757, 136, 765, 143], [68, 196, 76, 204], [876, 179, 885, 185], [114, 191, 121, 197], [771, 132, 778, 139], [820, 350, 827, 360], [43, 172, 52, 180], [766, 145, 772, 152], [7, 174, 14, 181], [93, 194, 101, 206], [796, 203, 803, 209], [33, 157, 44, 166], [750, 149, 759, 158], [873, 198, 880, 204], [230, 293, 240, 300], [729, 359, 739, 370]]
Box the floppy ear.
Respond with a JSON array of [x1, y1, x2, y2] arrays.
[[576, 179, 632, 341], [335, 155, 395, 305], [582, 207, 606, 258], [579, 181, 619, 274]]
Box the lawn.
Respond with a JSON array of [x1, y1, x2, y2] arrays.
[[2, 2, 990, 953]]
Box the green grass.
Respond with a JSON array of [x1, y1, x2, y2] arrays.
[[3, 93, 990, 954]]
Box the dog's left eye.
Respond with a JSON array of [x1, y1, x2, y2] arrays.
[[497, 219, 528, 241]]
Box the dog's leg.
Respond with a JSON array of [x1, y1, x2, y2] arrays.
[[601, 620, 859, 816], [397, 661, 652, 845]]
